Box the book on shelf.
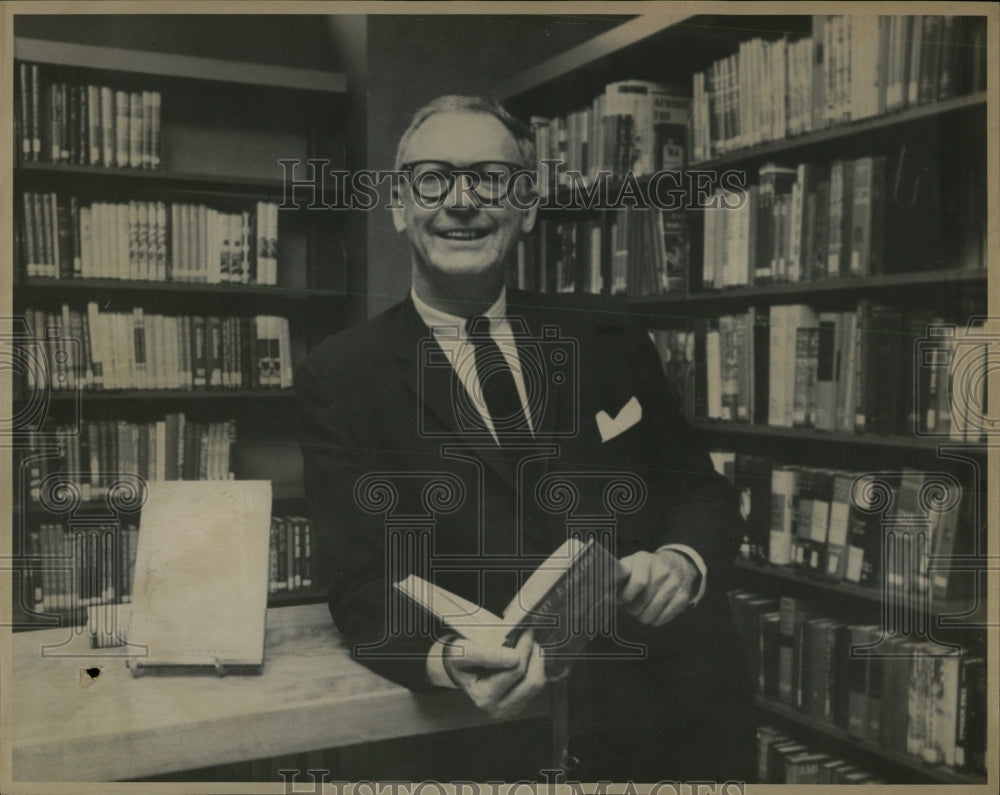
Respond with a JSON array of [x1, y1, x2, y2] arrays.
[[15, 62, 163, 168], [648, 301, 989, 439], [268, 515, 314, 594], [18, 192, 281, 285], [20, 305, 293, 393], [395, 537, 625, 680], [767, 466, 799, 567], [531, 80, 689, 191], [717, 452, 977, 603], [20, 415, 236, 502], [735, 592, 987, 777], [20, 509, 316, 630], [757, 724, 889, 784], [521, 206, 686, 297], [690, 15, 986, 161], [123, 480, 271, 673], [699, 150, 983, 290]]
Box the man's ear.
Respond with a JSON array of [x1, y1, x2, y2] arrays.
[[391, 193, 407, 233]]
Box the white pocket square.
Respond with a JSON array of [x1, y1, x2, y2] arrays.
[[595, 396, 642, 442]]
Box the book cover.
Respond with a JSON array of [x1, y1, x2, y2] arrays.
[[125, 480, 272, 673]]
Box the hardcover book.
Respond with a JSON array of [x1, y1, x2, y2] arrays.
[[124, 480, 272, 674], [395, 537, 625, 680]]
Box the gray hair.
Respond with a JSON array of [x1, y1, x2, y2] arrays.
[[394, 95, 536, 171]]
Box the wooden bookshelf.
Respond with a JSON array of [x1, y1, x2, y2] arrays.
[[494, 12, 685, 102], [754, 696, 985, 785], [692, 91, 986, 169], [626, 269, 986, 315], [15, 160, 289, 193], [12, 32, 354, 628], [689, 419, 989, 457], [26, 389, 296, 402], [14, 36, 347, 92], [733, 559, 983, 621], [17, 277, 347, 301], [497, 12, 990, 785]]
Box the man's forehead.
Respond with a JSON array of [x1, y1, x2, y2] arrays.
[[401, 110, 523, 164]]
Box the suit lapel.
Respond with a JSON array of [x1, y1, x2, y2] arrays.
[[390, 297, 520, 489]]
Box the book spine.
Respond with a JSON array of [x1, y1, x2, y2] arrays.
[[115, 89, 129, 168], [128, 91, 142, 168], [850, 157, 873, 276]]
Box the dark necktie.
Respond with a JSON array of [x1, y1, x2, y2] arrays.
[[465, 315, 530, 443]]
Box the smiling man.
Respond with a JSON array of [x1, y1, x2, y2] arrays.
[[297, 95, 755, 782]]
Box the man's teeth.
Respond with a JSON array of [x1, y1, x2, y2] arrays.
[[439, 229, 487, 240]]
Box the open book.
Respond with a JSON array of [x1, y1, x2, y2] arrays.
[[123, 480, 272, 675], [395, 537, 626, 679]]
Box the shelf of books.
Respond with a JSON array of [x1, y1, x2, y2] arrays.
[[11, 35, 351, 629], [499, 12, 989, 785]]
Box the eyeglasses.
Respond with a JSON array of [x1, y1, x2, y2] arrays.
[[400, 160, 531, 202]]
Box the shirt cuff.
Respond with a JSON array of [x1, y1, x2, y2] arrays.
[[426, 638, 459, 689], [657, 544, 708, 605]]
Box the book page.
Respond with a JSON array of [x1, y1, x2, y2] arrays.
[[395, 574, 506, 645]]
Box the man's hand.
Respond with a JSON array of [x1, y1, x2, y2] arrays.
[[442, 630, 546, 719], [618, 549, 698, 627]]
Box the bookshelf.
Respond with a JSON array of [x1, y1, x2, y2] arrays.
[[497, 12, 989, 785], [11, 33, 349, 627], [754, 696, 985, 785]]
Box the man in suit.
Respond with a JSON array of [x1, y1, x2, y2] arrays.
[[297, 95, 755, 782]]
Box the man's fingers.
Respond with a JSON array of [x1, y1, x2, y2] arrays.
[[618, 554, 650, 605], [652, 585, 690, 627], [493, 641, 546, 719], [447, 639, 520, 672], [638, 576, 678, 625]]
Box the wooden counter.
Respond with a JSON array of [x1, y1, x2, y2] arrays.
[[10, 603, 551, 782]]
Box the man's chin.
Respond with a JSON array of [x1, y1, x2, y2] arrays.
[[425, 257, 500, 279]]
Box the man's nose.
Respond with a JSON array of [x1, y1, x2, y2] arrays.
[[443, 171, 482, 212]]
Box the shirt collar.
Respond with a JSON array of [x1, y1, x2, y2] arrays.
[[411, 286, 507, 334]]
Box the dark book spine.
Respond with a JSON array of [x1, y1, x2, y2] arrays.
[[18, 62, 31, 162], [919, 16, 943, 104], [845, 624, 870, 739], [56, 198, 72, 279]]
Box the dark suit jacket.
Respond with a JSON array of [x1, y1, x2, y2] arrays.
[[297, 288, 754, 774]]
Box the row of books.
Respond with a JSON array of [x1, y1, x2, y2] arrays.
[[16, 63, 163, 168], [20, 514, 317, 624], [732, 593, 986, 774], [702, 156, 985, 289], [691, 15, 986, 160], [713, 454, 973, 602], [529, 80, 690, 188], [22, 306, 293, 392], [757, 725, 883, 784], [649, 307, 989, 439], [19, 193, 281, 285], [26, 522, 140, 613], [268, 515, 314, 595], [514, 208, 686, 296], [704, 158, 883, 288], [22, 416, 237, 501]]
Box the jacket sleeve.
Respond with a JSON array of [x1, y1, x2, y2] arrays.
[[622, 324, 744, 583], [296, 358, 444, 692]]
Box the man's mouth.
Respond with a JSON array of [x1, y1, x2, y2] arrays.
[[435, 228, 490, 241]]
